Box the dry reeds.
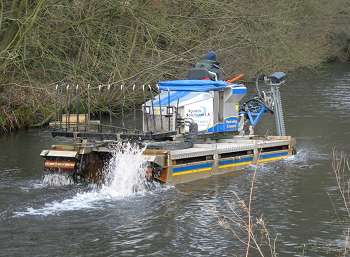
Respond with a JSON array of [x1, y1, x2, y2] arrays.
[[210, 148, 278, 257], [332, 149, 350, 256]]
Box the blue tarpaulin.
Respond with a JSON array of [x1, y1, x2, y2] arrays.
[[158, 80, 229, 92]]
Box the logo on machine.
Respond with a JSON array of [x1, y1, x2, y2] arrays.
[[186, 106, 210, 118]]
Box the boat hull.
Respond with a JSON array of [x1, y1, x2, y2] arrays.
[[40, 136, 296, 185]]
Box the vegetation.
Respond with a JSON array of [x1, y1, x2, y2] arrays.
[[210, 150, 350, 256], [0, 0, 349, 132], [332, 150, 350, 256]]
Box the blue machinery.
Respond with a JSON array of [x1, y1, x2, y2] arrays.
[[48, 72, 288, 140], [143, 72, 287, 137], [242, 72, 287, 136]]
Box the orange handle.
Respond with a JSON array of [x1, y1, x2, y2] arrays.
[[226, 73, 244, 83]]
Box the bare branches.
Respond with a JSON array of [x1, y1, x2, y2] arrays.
[[332, 149, 350, 256], [0, 0, 349, 131], [332, 149, 350, 217], [1, 0, 347, 83], [211, 169, 278, 257]]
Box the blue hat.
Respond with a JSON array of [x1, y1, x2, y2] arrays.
[[206, 51, 217, 61]]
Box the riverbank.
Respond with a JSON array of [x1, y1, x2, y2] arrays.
[[1, 0, 349, 133]]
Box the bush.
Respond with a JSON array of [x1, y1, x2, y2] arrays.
[[0, 0, 349, 131]]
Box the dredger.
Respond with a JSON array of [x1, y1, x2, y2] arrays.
[[40, 66, 296, 185]]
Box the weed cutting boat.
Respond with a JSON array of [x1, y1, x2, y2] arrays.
[[40, 58, 296, 185]]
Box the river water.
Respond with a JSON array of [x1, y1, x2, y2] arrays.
[[0, 64, 350, 257]]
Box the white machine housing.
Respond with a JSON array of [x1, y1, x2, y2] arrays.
[[143, 83, 247, 134]]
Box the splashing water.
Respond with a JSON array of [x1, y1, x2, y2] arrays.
[[100, 142, 149, 197], [42, 174, 74, 187], [15, 143, 159, 216]]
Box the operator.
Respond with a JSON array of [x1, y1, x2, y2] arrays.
[[194, 51, 224, 80]]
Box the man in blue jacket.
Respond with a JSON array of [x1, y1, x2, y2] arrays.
[[190, 51, 224, 80]]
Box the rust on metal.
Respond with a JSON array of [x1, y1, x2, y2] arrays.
[[44, 160, 76, 170]]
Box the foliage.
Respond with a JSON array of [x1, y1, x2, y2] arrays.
[[0, 0, 349, 131]]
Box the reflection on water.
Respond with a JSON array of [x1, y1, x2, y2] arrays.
[[0, 64, 350, 256]]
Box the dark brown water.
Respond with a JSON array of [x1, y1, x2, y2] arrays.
[[1, 63, 350, 257]]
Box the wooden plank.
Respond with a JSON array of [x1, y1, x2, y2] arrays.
[[61, 114, 87, 124]]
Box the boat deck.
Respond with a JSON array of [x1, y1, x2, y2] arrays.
[[165, 136, 294, 184], [170, 136, 291, 160]]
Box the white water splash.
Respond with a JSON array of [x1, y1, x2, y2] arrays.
[[15, 143, 161, 217], [99, 143, 149, 198], [42, 174, 74, 187]]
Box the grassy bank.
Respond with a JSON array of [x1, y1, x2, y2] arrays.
[[1, 0, 349, 132]]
